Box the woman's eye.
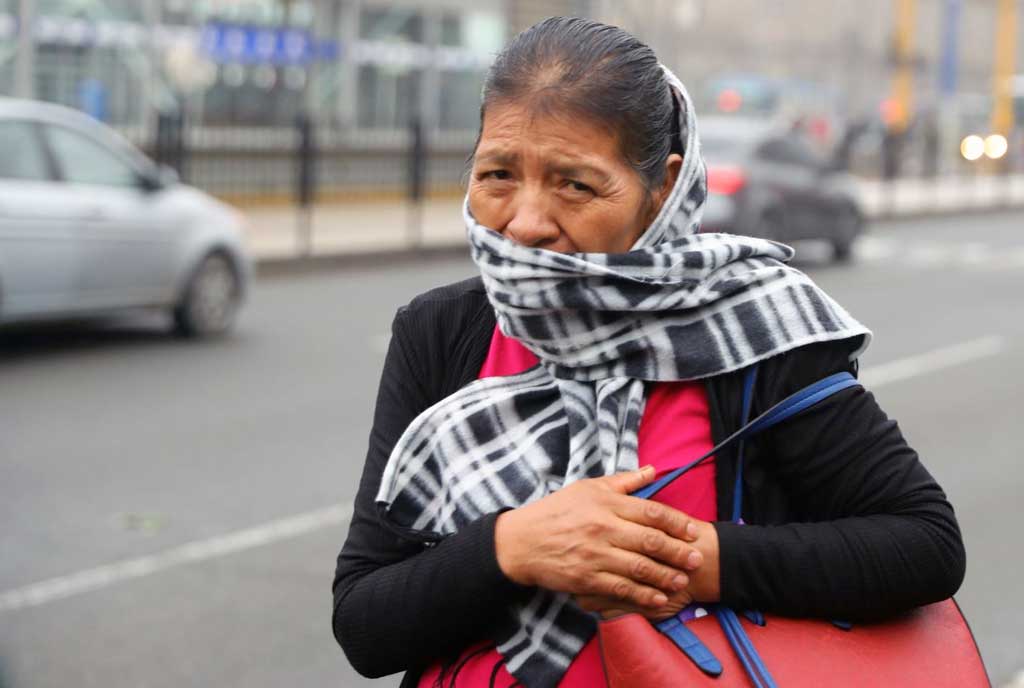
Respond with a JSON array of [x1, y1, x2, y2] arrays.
[[481, 170, 510, 181], [567, 180, 594, 194]]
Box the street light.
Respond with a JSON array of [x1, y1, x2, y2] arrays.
[[960, 135, 985, 161], [984, 134, 1008, 160]]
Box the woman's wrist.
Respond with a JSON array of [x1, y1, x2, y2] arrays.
[[687, 521, 721, 602], [494, 508, 532, 586]]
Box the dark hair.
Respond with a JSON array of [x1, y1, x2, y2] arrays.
[[475, 16, 682, 191]]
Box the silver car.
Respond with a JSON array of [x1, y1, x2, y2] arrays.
[[0, 98, 252, 336]]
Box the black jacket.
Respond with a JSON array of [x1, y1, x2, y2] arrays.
[[332, 277, 965, 684]]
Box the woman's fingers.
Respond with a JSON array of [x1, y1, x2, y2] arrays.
[[576, 589, 694, 621], [599, 547, 690, 593], [585, 572, 669, 608], [574, 595, 632, 617], [612, 496, 699, 543], [599, 465, 657, 495], [609, 521, 704, 571]]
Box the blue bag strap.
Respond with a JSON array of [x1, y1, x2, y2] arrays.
[[714, 606, 779, 688], [643, 366, 861, 685], [655, 614, 723, 676], [732, 365, 759, 522], [631, 369, 860, 501]]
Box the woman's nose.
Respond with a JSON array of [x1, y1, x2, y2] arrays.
[[503, 193, 560, 248]]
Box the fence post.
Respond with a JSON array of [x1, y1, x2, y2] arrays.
[[155, 110, 188, 182], [296, 111, 316, 257], [407, 116, 426, 249]]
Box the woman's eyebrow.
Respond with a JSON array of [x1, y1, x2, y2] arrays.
[[549, 163, 612, 185], [475, 151, 518, 167]]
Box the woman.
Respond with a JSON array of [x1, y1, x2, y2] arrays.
[[332, 17, 965, 688]]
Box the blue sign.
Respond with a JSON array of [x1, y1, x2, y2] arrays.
[[199, 23, 340, 65], [78, 79, 108, 122]]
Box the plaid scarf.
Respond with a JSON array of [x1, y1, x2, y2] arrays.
[[376, 67, 871, 687]]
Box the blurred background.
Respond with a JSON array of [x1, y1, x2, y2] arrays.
[[1, 1, 1022, 687]]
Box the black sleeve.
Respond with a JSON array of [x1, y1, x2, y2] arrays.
[[716, 342, 966, 621], [332, 306, 526, 679]]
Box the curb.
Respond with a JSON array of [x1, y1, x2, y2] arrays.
[[255, 243, 470, 278]]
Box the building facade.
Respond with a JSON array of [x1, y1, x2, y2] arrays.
[[1, 0, 515, 198], [2, 0, 1017, 198]]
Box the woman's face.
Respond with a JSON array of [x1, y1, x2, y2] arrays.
[[468, 102, 682, 254]]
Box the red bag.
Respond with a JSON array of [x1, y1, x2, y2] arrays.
[[599, 369, 987, 687], [597, 599, 989, 688]]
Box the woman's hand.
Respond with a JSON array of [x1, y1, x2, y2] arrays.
[[494, 465, 706, 609], [574, 519, 721, 621], [576, 588, 694, 622]]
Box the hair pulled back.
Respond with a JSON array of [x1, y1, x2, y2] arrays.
[[478, 16, 682, 190]]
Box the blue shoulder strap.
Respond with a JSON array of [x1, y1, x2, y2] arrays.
[[732, 365, 759, 522], [648, 365, 861, 684], [631, 368, 860, 501]]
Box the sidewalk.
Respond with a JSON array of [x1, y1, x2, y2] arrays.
[[244, 198, 466, 262], [243, 176, 1024, 265], [857, 174, 1024, 218]]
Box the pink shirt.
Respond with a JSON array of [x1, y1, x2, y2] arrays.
[[420, 327, 716, 687]]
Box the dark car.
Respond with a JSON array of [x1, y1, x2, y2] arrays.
[[699, 117, 864, 262]]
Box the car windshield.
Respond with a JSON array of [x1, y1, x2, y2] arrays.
[[700, 134, 755, 165]]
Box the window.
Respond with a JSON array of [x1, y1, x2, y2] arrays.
[[439, 11, 503, 53], [359, 7, 423, 43], [33, 44, 143, 127], [700, 136, 747, 162], [785, 136, 827, 168], [46, 125, 138, 187], [439, 70, 485, 131], [440, 13, 462, 48], [160, 0, 193, 24], [0, 121, 50, 181], [357, 65, 421, 130], [37, 0, 144, 22], [757, 137, 824, 169], [0, 60, 13, 98]]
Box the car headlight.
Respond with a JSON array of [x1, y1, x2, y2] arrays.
[[960, 135, 985, 161], [984, 134, 1008, 160]]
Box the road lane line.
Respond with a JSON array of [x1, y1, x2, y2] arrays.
[[860, 336, 1007, 389], [0, 338, 1010, 614], [0, 502, 352, 614]]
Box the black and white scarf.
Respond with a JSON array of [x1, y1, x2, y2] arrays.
[[376, 67, 871, 687]]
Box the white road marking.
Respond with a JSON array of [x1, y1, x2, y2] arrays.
[[991, 246, 1024, 271], [0, 502, 352, 614], [860, 336, 1007, 389], [0, 337, 1011, 614], [853, 236, 899, 261], [961, 242, 992, 266], [906, 243, 956, 267], [855, 237, 1024, 272]]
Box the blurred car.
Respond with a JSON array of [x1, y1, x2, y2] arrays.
[[699, 116, 865, 262], [0, 98, 252, 336], [700, 73, 844, 151]]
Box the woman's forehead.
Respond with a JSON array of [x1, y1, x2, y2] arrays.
[[476, 102, 626, 171]]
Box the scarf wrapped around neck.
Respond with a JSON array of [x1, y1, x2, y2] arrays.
[[376, 66, 870, 688]]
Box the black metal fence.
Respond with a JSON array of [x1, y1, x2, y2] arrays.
[[145, 111, 471, 207]]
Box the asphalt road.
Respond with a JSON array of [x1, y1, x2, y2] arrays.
[[1, 210, 1022, 687]]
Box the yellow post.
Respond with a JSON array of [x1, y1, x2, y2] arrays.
[[990, 0, 1018, 138], [891, 0, 918, 133]]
